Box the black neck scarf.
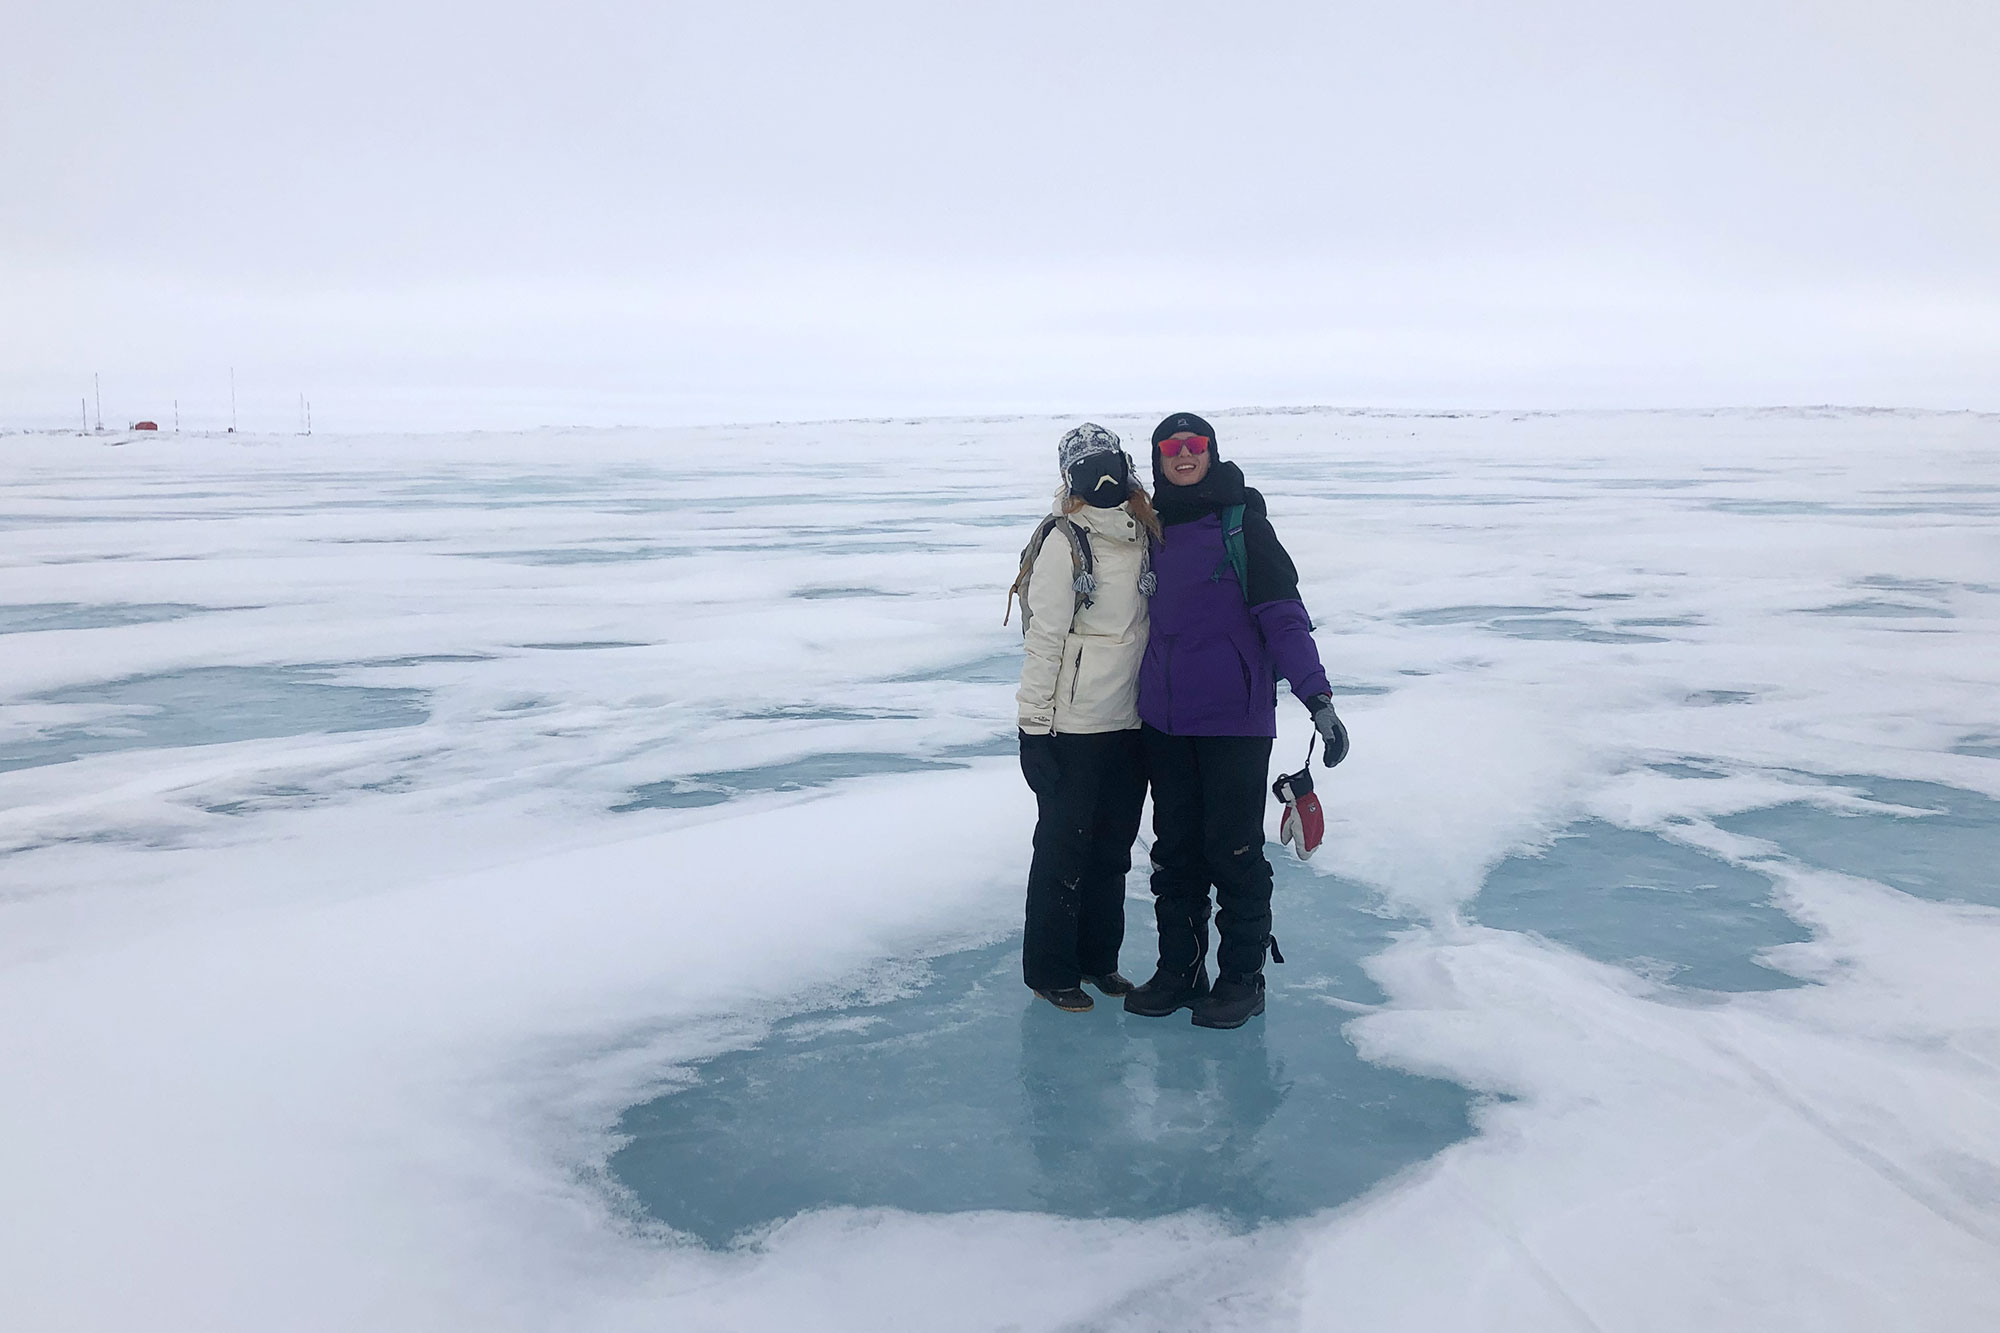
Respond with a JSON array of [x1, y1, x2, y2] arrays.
[[1153, 458, 1248, 526]]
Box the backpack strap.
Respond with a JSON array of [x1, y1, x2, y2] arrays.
[[1005, 514, 1095, 631], [1069, 524, 1097, 606], [1211, 502, 1250, 601]]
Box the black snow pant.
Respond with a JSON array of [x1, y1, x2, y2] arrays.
[[1022, 729, 1148, 991], [1141, 726, 1276, 981]]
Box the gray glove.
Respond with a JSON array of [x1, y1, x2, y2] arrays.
[[1305, 694, 1349, 768]]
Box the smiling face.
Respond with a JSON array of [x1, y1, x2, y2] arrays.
[[1160, 431, 1212, 487]]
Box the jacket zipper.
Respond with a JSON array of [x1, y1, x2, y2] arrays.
[[1069, 645, 1084, 704]]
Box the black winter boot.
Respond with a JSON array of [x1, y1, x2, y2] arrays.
[[1034, 986, 1094, 1013], [1190, 972, 1265, 1029], [1122, 964, 1211, 1018], [1082, 971, 1134, 997]]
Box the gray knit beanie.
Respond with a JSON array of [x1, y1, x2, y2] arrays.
[[1058, 422, 1121, 472]]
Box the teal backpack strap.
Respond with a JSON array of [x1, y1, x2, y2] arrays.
[[1211, 503, 1250, 601]]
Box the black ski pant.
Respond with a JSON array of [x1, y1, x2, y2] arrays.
[[1141, 726, 1276, 981], [1022, 729, 1147, 990]]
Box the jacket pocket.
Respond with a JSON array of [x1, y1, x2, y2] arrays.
[[1172, 635, 1253, 725]]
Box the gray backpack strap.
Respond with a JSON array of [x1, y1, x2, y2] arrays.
[[1006, 514, 1094, 633], [1067, 522, 1097, 607]]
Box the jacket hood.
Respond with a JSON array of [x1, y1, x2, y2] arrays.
[[1048, 494, 1149, 543]]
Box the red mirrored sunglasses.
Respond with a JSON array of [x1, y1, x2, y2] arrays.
[[1158, 434, 1210, 457]]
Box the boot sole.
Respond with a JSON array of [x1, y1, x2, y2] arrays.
[[1034, 991, 1094, 1013], [1190, 996, 1265, 1029], [1122, 993, 1205, 1018]]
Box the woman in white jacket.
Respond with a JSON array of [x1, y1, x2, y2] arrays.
[[1011, 423, 1160, 1012]]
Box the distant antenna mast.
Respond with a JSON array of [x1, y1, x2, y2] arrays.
[[229, 367, 238, 433], [305, 398, 312, 436], [93, 373, 102, 431], [174, 399, 181, 433], [80, 397, 87, 431], [298, 392, 306, 436]]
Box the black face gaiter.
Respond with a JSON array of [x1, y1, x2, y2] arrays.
[[1066, 452, 1130, 508]]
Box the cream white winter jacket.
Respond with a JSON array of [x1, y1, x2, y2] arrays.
[[1016, 498, 1151, 735]]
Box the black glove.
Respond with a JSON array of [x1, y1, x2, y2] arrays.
[[1305, 694, 1349, 768], [1018, 730, 1060, 794]]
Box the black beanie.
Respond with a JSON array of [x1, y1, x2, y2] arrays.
[[1151, 411, 1218, 450]]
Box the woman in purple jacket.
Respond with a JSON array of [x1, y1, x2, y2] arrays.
[[1123, 411, 1350, 1029]]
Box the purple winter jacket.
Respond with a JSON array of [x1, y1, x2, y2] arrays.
[[1137, 508, 1332, 738]]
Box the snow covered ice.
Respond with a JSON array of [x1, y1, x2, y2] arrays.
[[4, 409, 2000, 1331]]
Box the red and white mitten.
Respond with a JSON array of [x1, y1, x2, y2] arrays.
[[1272, 766, 1324, 861]]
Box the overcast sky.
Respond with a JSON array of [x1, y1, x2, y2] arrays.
[[4, 0, 1996, 431]]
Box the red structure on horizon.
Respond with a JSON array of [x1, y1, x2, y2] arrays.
[[133, 421, 159, 431]]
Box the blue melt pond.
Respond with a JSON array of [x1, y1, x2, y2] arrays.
[[616, 752, 978, 811], [1474, 820, 1809, 991], [0, 602, 214, 634], [1716, 778, 2000, 907], [609, 872, 1476, 1247], [2, 666, 429, 773]]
